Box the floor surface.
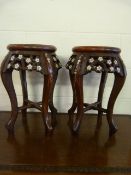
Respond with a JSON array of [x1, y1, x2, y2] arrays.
[[0, 112, 131, 174]]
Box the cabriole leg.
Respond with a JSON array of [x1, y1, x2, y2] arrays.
[[72, 74, 83, 134], [1, 70, 18, 133], [49, 72, 58, 127], [107, 73, 126, 136], [68, 72, 77, 127], [42, 74, 54, 134]]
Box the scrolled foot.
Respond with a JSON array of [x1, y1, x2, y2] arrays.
[[5, 122, 15, 134], [69, 117, 81, 135], [73, 119, 80, 131], [5, 111, 18, 134], [44, 116, 54, 135], [68, 101, 77, 126], [45, 126, 54, 136], [109, 123, 118, 137]]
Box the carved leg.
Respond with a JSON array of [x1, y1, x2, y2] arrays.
[[97, 72, 108, 127], [19, 70, 28, 118], [1, 70, 18, 133], [42, 74, 54, 134], [72, 74, 83, 134], [107, 73, 126, 136], [49, 73, 58, 127], [68, 72, 77, 126]]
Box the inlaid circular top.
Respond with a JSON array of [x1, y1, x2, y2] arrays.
[[7, 44, 56, 52], [72, 46, 121, 54]]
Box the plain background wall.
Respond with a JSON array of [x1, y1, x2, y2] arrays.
[[0, 0, 131, 114]]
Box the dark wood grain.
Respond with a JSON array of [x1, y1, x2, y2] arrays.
[[67, 46, 127, 136], [19, 70, 28, 118], [0, 112, 131, 174], [1, 44, 61, 134], [97, 72, 107, 127], [72, 46, 121, 53], [0, 173, 130, 175], [7, 44, 56, 52]]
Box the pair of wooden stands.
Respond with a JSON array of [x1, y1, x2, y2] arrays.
[[1, 44, 126, 136]]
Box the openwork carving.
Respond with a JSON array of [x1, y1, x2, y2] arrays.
[[66, 54, 122, 75], [66, 47, 127, 136], [1, 44, 61, 134], [6, 53, 62, 73]]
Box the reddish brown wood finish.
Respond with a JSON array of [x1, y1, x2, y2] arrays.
[[66, 46, 127, 136], [19, 70, 28, 118], [7, 44, 56, 52], [73, 46, 121, 53], [1, 44, 61, 134], [0, 112, 131, 174]]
